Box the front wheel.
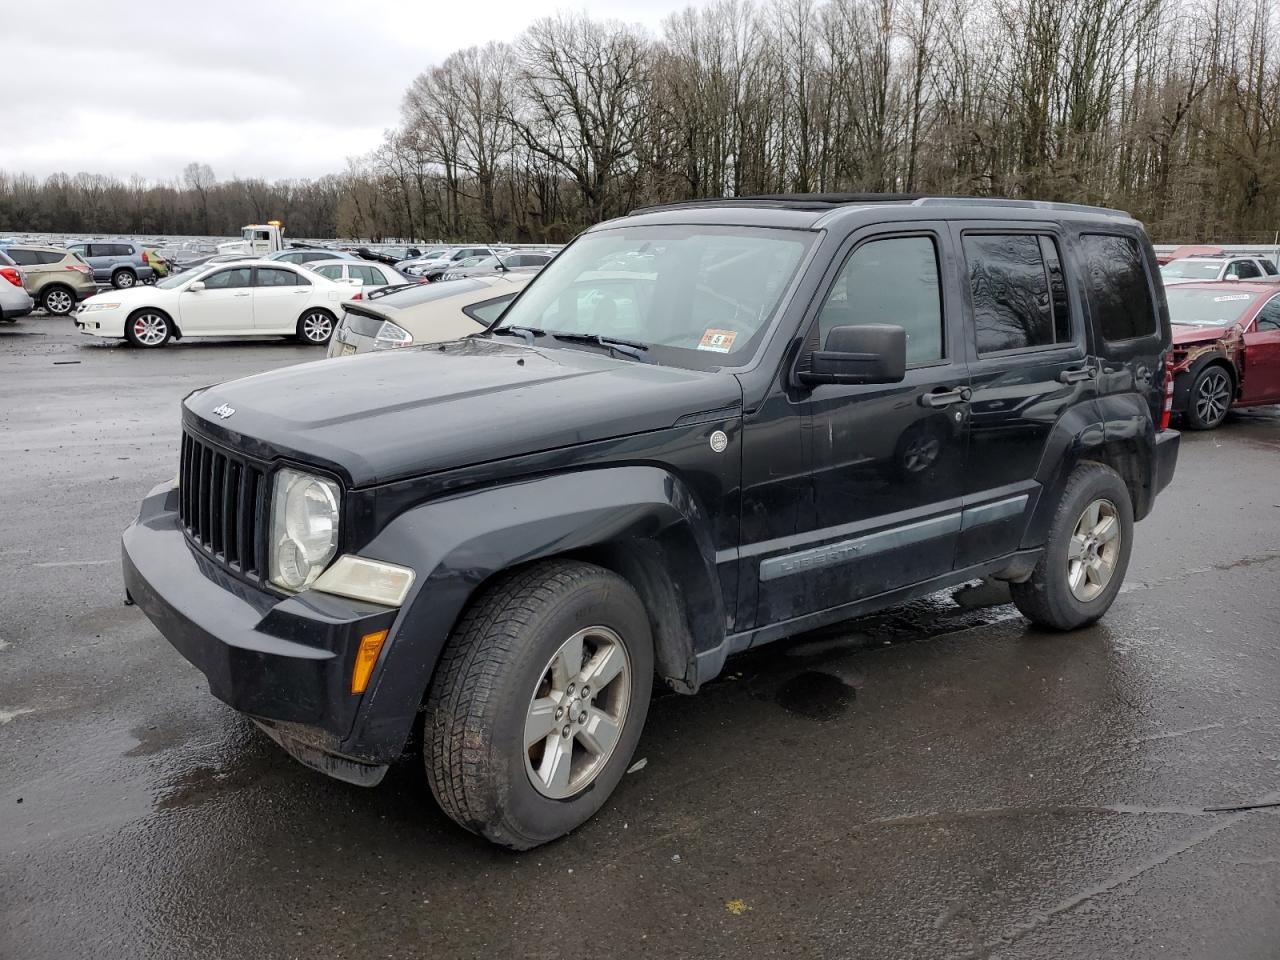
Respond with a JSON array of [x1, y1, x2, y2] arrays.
[[1010, 462, 1133, 631], [125, 309, 172, 348], [1185, 364, 1233, 430], [296, 309, 335, 345], [424, 560, 654, 849]]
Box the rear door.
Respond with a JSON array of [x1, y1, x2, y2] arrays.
[[951, 225, 1091, 566], [252, 266, 312, 331], [1240, 292, 1280, 404], [178, 265, 255, 333]]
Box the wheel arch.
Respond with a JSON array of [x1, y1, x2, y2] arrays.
[[1021, 394, 1161, 549], [341, 465, 724, 760]]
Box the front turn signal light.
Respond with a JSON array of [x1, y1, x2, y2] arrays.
[[352, 630, 389, 694]]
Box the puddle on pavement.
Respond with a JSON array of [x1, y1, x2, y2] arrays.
[[776, 671, 854, 721]]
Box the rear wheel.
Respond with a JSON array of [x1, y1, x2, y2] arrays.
[[1185, 364, 1233, 430], [125, 309, 172, 348], [1010, 462, 1133, 631], [424, 560, 653, 849], [112, 269, 137, 290], [296, 309, 335, 345], [42, 286, 75, 316]]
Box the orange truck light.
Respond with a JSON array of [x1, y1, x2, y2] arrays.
[[351, 630, 389, 694]]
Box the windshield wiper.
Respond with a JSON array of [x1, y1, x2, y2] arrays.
[[549, 332, 653, 362], [491, 325, 545, 345]]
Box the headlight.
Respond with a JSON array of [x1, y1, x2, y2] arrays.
[[372, 320, 413, 350], [269, 468, 341, 592], [84, 301, 121, 311]]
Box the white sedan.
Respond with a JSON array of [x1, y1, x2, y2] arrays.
[[73, 259, 359, 348]]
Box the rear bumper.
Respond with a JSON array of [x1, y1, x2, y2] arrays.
[[122, 481, 399, 779], [1, 301, 34, 319], [1153, 428, 1179, 498]]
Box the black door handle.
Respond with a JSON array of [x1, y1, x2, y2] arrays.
[[1059, 366, 1097, 384], [920, 387, 972, 408]]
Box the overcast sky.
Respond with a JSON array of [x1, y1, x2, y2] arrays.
[[5, 0, 704, 184]]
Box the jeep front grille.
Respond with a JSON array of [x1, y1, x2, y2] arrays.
[[178, 430, 267, 579]]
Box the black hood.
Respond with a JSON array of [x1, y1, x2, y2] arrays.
[[184, 338, 742, 486]]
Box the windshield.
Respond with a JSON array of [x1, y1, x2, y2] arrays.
[[493, 224, 814, 368], [1161, 260, 1223, 279], [155, 270, 192, 289], [1165, 288, 1257, 327]]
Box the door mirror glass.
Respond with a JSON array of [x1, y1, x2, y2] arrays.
[[188, 280, 205, 292], [801, 324, 907, 385]]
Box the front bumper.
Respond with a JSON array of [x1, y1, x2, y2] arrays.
[[75, 310, 126, 337], [122, 481, 399, 783]]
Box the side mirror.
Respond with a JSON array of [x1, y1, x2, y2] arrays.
[[188, 281, 205, 292], [799, 324, 907, 386]]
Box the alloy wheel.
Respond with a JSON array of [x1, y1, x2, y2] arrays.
[[132, 313, 168, 346], [1195, 370, 1231, 426], [115, 272, 135, 289], [302, 312, 332, 343], [45, 290, 73, 315], [524, 626, 632, 800], [1066, 498, 1121, 602]]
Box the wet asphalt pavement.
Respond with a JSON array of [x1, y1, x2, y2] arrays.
[[2, 315, 1278, 960]]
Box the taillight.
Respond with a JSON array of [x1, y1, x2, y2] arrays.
[[1160, 362, 1175, 431], [66, 263, 91, 274], [142, 250, 151, 265], [352, 291, 363, 300], [1, 267, 21, 287]]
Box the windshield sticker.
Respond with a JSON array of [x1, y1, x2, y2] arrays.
[[1213, 295, 1251, 302], [698, 329, 738, 353]]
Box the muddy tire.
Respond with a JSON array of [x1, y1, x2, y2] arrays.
[[424, 559, 653, 849], [1010, 462, 1133, 631], [1184, 364, 1233, 430]]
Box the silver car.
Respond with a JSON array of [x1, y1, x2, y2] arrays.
[[328, 273, 531, 357], [0, 249, 36, 321], [440, 251, 555, 281], [306, 259, 413, 294]]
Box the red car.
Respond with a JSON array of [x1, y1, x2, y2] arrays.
[[1165, 281, 1280, 429]]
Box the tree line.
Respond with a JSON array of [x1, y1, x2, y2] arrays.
[[2, 0, 1277, 244]]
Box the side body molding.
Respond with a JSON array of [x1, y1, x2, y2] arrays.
[[343, 466, 725, 761]]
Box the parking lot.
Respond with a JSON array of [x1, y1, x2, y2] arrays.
[[2, 315, 1278, 959]]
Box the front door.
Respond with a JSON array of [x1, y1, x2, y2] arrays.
[[178, 265, 255, 334], [752, 227, 970, 626], [1240, 293, 1280, 404], [251, 265, 311, 332]]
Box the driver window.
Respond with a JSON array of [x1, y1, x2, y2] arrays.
[[1256, 296, 1280, 331], [202, 267, 253, 289], [819, 236, 943, 365]]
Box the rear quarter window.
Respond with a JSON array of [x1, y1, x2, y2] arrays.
[[1078, 234, 1158, 342]]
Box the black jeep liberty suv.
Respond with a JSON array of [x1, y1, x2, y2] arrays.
[[123, 195, 1179, 848]]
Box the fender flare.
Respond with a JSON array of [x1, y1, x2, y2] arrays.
[[342, 465, 724, 760]]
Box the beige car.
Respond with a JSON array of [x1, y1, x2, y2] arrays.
[[2, 245, 99, 315], [327, 273, 532, 357]]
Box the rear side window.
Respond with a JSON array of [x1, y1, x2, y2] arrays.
[[5, 249, 38, 266], [1078, 234, 1158, 342], [1227, 260, 1261, 279], [819, 236, 944, 365], [40, 250, 68, 264], [1261, 259, 1279, 276], [313, 265, 344, 280], [256, 267, 307, 287], [963, 234, 1072, 355]]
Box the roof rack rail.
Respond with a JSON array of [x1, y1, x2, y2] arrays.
[[911, 197, 1131, 218], [631, 192, 920, 214]]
